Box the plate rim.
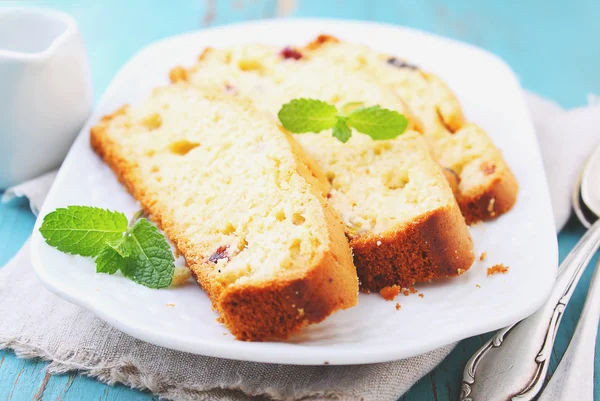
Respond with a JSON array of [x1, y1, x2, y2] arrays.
[[31, 17, 558, 365]]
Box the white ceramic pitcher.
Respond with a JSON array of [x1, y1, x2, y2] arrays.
[[0, 8, 92, 188]]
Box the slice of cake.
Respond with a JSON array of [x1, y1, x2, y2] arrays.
[[175, 44, 475, 292], [90, 84, 358, 341], [301, 35, 518, 224]]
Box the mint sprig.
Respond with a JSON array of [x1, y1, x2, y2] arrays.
[[277, 98, 408, 143], [40, 206, 175, 289]]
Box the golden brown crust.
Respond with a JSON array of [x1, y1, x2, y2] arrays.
[[351, 203, 475, 292], [90, 92, 358, 341], [458, 166, 519, 225]]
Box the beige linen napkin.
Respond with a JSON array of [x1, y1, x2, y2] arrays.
[[0, 92, 598, 401]]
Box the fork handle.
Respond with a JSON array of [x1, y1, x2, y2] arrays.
[[537, 255, 600, 401], [460, 218, 600, 401]]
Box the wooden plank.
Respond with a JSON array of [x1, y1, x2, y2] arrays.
[[32, 372, 51, 401], [0, 353, 48, 401]]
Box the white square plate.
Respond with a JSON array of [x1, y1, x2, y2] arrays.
[[31, 19, 557, 365]]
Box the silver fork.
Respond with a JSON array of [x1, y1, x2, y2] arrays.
[[537, 255, 600, 400], [460, 220, 600, 401], [460, 145, 600, 401]]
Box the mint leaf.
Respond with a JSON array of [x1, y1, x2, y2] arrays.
[[40, 206, 128, 257], [278, 98, 338, 133], [332, 117, 352, 143], [41, 206, 176, 289], [95, 245, 126, 274], [120, 219, 174, 289], [347, 106, 408, 140]]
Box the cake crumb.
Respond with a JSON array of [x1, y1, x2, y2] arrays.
[[376, 240, 382, 246], [476, 284, 481, 288], [418, 293, 424, 298], [487, 264, 509, 276], [166, 303, 176, 307], [479, 251, 487, 261], [171, 266, 192, 286], [403, 287, 418, 296], [380, 285, 401, 301], [395, 303, 401, 310]]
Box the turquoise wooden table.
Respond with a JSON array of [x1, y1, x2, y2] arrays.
[[1, 1, 599, 400]]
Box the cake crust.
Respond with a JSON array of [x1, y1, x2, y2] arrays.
[[90, 88, 358, 341], [352, 203, 474, 292]]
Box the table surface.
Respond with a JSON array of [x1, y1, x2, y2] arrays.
[[1, 1, 599, 400]]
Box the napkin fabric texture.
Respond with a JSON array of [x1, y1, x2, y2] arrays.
[[0, 92, 598, 401]]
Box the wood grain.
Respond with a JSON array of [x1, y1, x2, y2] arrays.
[[0, 0, 598, 399]]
